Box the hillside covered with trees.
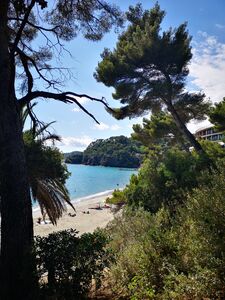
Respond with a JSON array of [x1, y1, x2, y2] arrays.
[[65, 136, 143, 168]]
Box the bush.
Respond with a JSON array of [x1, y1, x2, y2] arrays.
[[35, 229, 110, 299], [105, 165, 225, 299], [106, 209, 175, 299], [119, 143, 225, 214], [106, 189, 127, 205], [123, 148, 202, 213]]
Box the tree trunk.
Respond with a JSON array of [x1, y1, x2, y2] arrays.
[[0, 1, 38, 299], [167, 102, 204, 153]]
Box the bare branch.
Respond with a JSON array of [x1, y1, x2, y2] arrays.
[[10, 0, 36, 56], [18, 90, 114, 124], [66, 91, 113, 111], [66, 96, 100, 123], [16, 46, 57, 88], [8, 17, 59, 33]]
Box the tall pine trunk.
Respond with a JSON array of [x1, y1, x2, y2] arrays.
[[0, 1, 38, 299], [167, 102, 204, 153]]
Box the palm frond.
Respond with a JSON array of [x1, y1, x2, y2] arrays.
[[34, 121, 56, 139], [34, 179, 75, 225], [21, 102, 38, 129]]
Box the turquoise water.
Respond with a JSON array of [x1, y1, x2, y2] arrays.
[[65, 164, 137, 201]]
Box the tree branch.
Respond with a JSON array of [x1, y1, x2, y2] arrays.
[[26, 103, 38, 135], [8, 17, 59, 33], [18, 91, 114, 124], [10, 0, 36, 56], [16, 46, 57, 88], [17, 49, 33, 92]]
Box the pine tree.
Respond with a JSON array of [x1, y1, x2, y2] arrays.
[[95, 3, 210, 153], [209, 98, 225, 132], [0, 1, 122, 298], [132, 112, 189, 151]]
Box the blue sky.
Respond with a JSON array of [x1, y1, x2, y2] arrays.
[[31, 0, 225, 152]]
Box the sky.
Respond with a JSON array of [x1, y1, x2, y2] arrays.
[[30, 0, 225, 152]]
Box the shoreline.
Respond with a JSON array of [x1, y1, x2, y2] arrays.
[[32, 189, 114, 214], [65, 162, 139, 170], [33, 190, 114, 237]]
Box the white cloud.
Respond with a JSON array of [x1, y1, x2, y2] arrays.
[[69, 95, 90, 105], [71, 107, 81, 112], [111, 124, 121, 131], [94, 122, 109, 130], [190, 32, 225, 102], [215, 23, 225, 29], [60, 135, 94, 148], [93, 122, 121, 131], [127, 124, 133, 129], [78, 97, 89, 104]]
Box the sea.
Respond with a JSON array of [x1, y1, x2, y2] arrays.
[[65, 164, 137, 202], [32, 164, 137, 211]]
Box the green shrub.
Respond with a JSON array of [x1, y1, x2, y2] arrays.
[[106, 189, 127, 205], [173, 165, 225, 299], [120, 143, 224, 214], [124, 148, 202, 212], [106, 165, 225, 299], [35, 229, 110, 299], [106, 209, 175, 299]]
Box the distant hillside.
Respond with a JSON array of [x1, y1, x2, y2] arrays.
[[64, 136, 143, 168], [64, 151, 83, 164]]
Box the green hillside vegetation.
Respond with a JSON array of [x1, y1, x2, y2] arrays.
[[209, 98, 225, 132], [99, 98, 225, 298], [65, 136, 144, 168], [105, 165, 225, 299], [64, 151, 83, 164]]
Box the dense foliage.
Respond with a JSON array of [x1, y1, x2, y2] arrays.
[[106, 97, 225, 212], [132, 112, 189, 151], [65, 136, 144, 168], [64, 151, 83, 164], [35, 229, 110, 299], [100, 102, 225, 298], [106, 189, 127, 206], [108, 140, 224, 214], [123, 148, 202, 212], [209, 97, 225, 132], [105, 165, 225, 299]]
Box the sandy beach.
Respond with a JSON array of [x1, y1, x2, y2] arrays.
[[33, 191, 114, 237]]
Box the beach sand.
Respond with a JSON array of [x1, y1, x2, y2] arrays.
[[33, 192, 114, 237]]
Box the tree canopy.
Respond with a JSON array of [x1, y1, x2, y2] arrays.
[[209, 98, 225, 132], [95, 3, 210, 152], [0, 1, 123, 298], [132, 112, 189, 151], [8, 0, 123, 125]]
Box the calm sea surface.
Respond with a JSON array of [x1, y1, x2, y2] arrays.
[[65, 164, 137, 202]]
